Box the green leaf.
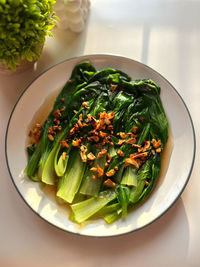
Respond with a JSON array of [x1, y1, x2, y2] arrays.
[[0, 0, 57, 70]]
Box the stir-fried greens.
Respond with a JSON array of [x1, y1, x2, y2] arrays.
[[25, 61, 168, 224]]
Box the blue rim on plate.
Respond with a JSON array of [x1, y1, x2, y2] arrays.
[[5, 54, 196, 237]]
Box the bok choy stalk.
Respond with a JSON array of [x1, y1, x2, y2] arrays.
[[56, 148, 87, 203], [71, 190, 117, 223], [56, 92, 110, 202], [79, 148, 107, 197], [25, 62, 97, 180]]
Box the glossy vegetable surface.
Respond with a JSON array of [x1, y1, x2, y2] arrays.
[[25, 61, 168, 224]]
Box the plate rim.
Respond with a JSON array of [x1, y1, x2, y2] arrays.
[[5, 54, 196, 238]]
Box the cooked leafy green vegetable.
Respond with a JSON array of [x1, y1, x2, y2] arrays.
[[25, 61, 168, 225]]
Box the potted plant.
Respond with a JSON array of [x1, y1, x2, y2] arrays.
[[0, 0, 57, 74]]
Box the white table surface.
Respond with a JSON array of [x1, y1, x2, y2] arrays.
[[1, 0, 199, 266]]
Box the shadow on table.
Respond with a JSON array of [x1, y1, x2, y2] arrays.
[[35, 26, 89, 74], [35, 197, 189, 266], [5, 163, 189, 266]]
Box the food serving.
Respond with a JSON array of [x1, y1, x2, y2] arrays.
[[25, 61, 168, 225]]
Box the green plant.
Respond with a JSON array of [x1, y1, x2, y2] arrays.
[[0, 0, 57, 70]]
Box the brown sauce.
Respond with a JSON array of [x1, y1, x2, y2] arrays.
[[156, 127, 174, 188], [26, 87, 61, 146]]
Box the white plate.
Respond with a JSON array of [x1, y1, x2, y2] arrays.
[[5, 55, 195, 237]]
